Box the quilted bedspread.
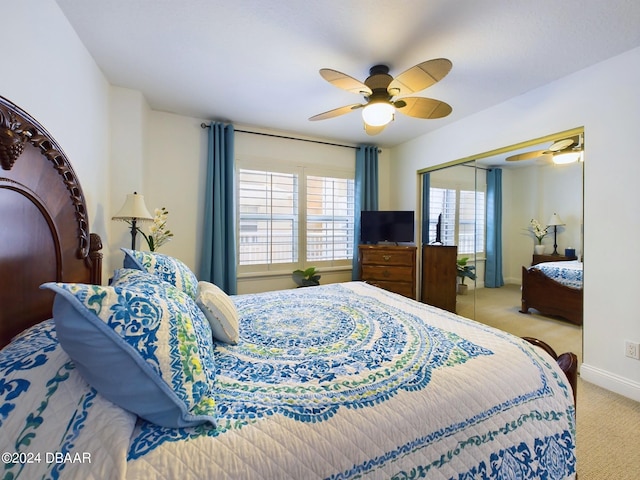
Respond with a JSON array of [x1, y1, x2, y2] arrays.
[[1, 282, 576, 479], [531, 261, 583, 289]]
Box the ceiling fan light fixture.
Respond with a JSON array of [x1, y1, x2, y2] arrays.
[[553, 150, 582, 164], [362, 102, 395, 127]]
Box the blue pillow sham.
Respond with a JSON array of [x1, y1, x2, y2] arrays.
[[42, 277, 217, 428], [121, 248, 199, 299]]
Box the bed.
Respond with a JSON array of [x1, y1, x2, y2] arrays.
[[520, 261, 584, 326], [1, 95, 577, 479]]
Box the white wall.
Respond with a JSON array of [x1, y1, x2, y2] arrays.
[[144, 110, 208, 272], [109, 87, 152, 272], [2, 0, 111, 282], [391, 46, 640, 401]]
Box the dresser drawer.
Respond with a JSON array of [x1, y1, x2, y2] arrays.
[[367, 280, 414, 298], [360, 249, 414, 266], [361, 265, 414, 282]]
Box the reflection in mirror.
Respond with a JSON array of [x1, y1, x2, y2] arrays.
[[422, 161, 481, 319], [425, 162, 485, 318], [419, 128, 584, 363]]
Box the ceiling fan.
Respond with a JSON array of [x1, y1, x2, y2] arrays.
[[309, 59, 453, 135], [506, 135, 583, 163]]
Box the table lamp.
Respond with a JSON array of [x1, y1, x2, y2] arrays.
[[112, 192, 153, 249], [547, 213, 565, 256]]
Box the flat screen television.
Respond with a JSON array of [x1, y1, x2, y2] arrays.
[[360, 210, 415, 244]]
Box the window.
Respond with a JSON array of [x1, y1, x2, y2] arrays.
[[237, 164, 354, 271], [429, 186, 485, 255], [237, 169, 298, 265], [306, 175, 354, 262]]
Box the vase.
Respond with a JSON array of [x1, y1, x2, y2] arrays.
[[534, 244, 546, 255]]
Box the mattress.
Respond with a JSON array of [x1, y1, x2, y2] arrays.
[[532, 260, 583, 289], [0, 282, 576, 479]]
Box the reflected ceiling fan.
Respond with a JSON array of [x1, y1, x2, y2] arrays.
[[506, 135, 583, 164], [309, 59, 453, 135]]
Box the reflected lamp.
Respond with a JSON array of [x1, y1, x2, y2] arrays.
[[547, 213, 565, 255]]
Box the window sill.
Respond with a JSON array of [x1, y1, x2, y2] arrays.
[[237, 264, 352, 281]]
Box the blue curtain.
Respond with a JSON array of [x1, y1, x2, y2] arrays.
[[352, 145, 379, 279], [485, 168, 504, 288], [200, 122, 237, 294], [421, 173, 430, 246]]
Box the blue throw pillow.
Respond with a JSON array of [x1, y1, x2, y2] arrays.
[[121, 248, 199, 299], [110, 267, 167, 288], [41, 280, 217, 428]]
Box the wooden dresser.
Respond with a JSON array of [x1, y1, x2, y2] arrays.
[[358, 244, 417, 299], [421, 245, 458, 313]]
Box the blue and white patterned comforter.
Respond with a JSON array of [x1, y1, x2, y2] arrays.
[[0, 282, 576, 479], [531, 260, 583, 289]]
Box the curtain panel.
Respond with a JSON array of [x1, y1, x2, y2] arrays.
[[352, 145, 379, 280], [200, 122, 237, 294], [421, 173, 431, 246], [485, 168, 504, 288]]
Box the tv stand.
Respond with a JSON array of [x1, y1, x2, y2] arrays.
[[358, 244, 417, 299]]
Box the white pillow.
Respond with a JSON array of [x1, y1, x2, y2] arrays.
[[196, 281, 239, 344]]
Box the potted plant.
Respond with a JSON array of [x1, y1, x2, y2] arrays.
[[456, 257, 476, 295], [292, 266, 321, 287]]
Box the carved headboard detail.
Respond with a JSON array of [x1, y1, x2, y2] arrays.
[[0, 95, 102, 348], [0, 97, 91, 259]]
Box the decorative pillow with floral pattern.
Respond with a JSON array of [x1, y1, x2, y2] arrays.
[[41, 278, 217, 428], [121, 248, 199, 299]]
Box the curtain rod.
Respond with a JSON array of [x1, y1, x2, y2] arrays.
[[200, 123, 380, 152]]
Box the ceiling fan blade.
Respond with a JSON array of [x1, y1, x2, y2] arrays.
[[395, 97, 452, 119], [309, 103, 363, 121], [364, 122, 387, 136], [319, 69, 372, 95], [506, 150, 550, 162], [388, 58, 452, 96], [547, 137, 578, 152]]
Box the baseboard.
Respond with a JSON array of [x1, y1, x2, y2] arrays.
[[580, 363, 640, 402]]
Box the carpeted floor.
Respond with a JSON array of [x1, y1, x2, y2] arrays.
[[455, 284, 640, 478]]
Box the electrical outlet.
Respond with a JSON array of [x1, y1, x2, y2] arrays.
[[625, 341, 640, 360]]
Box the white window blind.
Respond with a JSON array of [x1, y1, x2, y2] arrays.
[[429, 187, 485, 255], [238, 167, 354, 270], [238, 169, 298, 265], [306, 175, 355, 262]]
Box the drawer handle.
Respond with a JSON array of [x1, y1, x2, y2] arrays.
[[383, 255, 391, 261], [382, 270, 391, 278]]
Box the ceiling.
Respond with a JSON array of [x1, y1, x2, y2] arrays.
[[56, 0, 640, 148]]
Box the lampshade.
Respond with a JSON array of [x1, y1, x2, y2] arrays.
[[112, 192, 153, 222], [553, 150, 582, 164], [547, 213, 564, 227], [362, 102, 395, 127]]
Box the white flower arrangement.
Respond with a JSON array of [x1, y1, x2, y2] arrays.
[[139, 207, 173, 251], [529, 218, 548, 245]]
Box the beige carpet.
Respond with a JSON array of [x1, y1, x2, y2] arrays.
[[455, 285, 640, 478], [456, 284, 582, 365]]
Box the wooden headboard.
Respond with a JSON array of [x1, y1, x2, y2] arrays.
[[0, 95, 102, 348]]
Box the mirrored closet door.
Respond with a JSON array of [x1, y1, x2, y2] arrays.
[[418, 128, 584, 359]]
